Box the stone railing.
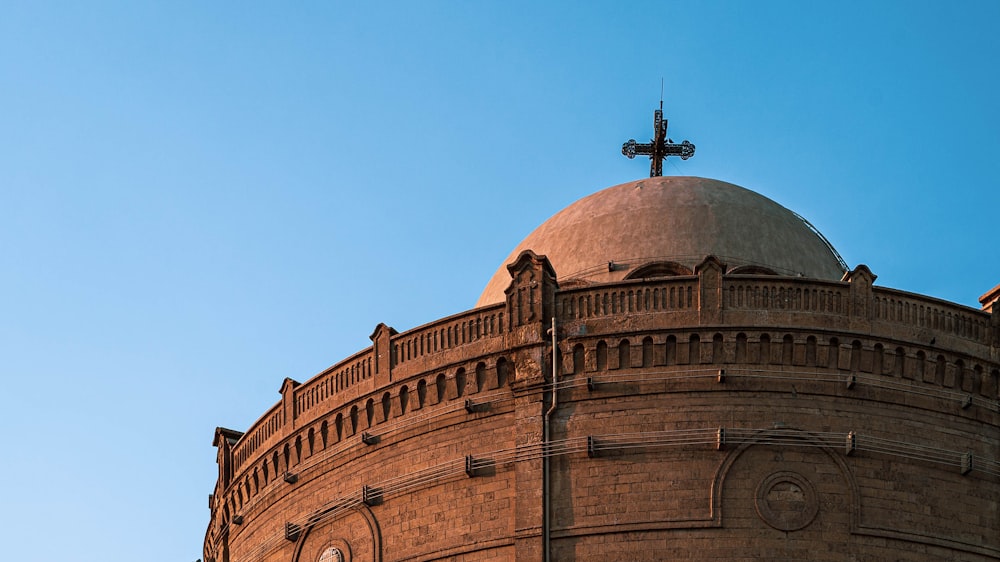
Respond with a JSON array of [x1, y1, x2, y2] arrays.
[[294, 348, 374, 423], [392, 303, 506, 367], [232, 404, 282, 472], [221, 257, 996, 485], [873, 287, 990, 345], [228, 303, 507, 474], [724, 276, 849, 314], [554, 267, 992, 350], [556, 277, 699, 320]]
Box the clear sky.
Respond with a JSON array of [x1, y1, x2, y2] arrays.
[[1, 2, 997, 561]]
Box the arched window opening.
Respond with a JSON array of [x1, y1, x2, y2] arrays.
[[624, 261, 693, 279], [759, 334, 771, 365], [573, 344, 585, 374], [596, 341, 608, 371], [688, 334, 701, 365], [665, 335, 677, 365], [475, 363, 487, 392], [416, 379, 427, 409], [618, 339, 631, 369], [365, 398, 375, 428], [850, 340, 862, 372], [728, 265, 778, 275], [381, 392, 391, 422], [642, 337, 654, 367], [436, 373, 447, 403], [712, 333, 724, 364], [805, 336, 817, 367], [399, 385, 409, 415], [455, 368, 467, 398], [782, 335, 794, 365], [894, 347, 905, 378]]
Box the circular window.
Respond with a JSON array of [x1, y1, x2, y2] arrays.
[[318, 547, 343, 562], [754, 471, 819, 531]]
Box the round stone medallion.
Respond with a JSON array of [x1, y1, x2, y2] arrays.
[[318, 547, 343, 562], [754, 471, 819, 531]]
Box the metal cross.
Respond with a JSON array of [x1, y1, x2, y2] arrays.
[[621, 102, 695, 177]]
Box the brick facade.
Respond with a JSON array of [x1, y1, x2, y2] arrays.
[[206, 187, 1000, 561]]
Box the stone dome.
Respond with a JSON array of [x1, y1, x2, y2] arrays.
[[477, 176, 846, 306]]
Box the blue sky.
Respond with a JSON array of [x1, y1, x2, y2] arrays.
[[1, 2, 997, 561]]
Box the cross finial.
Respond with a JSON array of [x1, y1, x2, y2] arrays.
[[621, 103, 695, 177]]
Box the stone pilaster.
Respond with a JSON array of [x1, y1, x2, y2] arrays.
[[843, 264, 877, 333], [697, 255, 726, 325], [212, 426, 244, 489], [511, 347, 547, 560], [504, 250, 558, 340], [501, 249, 557, 560], [369, 322, 397, 389], [280, 377, 300, 429]]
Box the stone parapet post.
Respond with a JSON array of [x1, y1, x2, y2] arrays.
[[984, 299, 1000, 352], [280, 377, 300, 430], [504, 250, 558, 340], [502, 249, 558, 559], [212, 426, 243, 489], [844, 264, 877, 333], [697, 255, 726, 325], [369, 322, 397, 389]]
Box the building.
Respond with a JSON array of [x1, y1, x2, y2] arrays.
[[205, 175, 1000, 561]]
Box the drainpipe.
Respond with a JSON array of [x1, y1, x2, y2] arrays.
[[542, 317, 558, 562]]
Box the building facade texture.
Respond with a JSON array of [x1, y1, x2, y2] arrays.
[[205, 177, 1000, 561]]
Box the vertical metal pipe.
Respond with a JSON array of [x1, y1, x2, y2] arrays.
[[543, 317, 558, 562]]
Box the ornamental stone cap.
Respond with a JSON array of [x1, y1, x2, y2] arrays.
[[979, 282, 1000, 311], [476, 176, 847, 307]]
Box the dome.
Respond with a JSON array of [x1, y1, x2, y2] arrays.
[[477, 176, 846, 306]]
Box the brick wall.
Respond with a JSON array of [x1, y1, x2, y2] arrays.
[[206, 257, 999, 561]]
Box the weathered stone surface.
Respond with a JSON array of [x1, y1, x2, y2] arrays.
[[477, 177, 847, 307], [205, 179, 999, 562]]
